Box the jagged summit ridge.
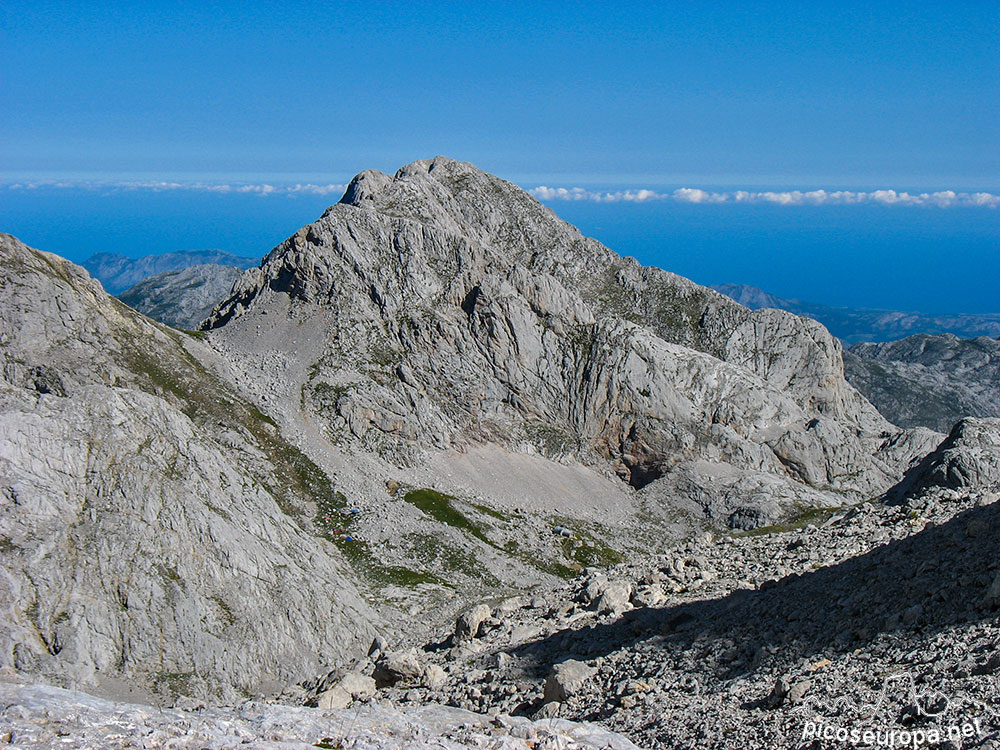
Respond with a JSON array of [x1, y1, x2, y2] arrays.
[[203, 157, 934, 527]]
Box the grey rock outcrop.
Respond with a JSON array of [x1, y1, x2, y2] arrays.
[[0, 678, 640, 749], [0, 234, 378, 700], [544, 659, 596, 703], [118, 263, 245, 329], [890, 417, 1000, 502], [844, 333, 1000, 432], [4, 157, 987, 730], [83, 250, 257, 295], [204, 157, 929, 530], [317, 671, 376, 709], [455, 604, 492, 642], [373, 648, 424, 687]]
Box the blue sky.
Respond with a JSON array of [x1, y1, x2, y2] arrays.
[[1, 2, 998, 314], [3, 1, 997, 186]]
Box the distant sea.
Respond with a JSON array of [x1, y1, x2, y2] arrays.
[[2, 185, 998, 315]]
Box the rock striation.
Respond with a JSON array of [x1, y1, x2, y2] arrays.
[[0, 234, 378, 701], [205, 156, 933, 531], [889, 417, 1000, 502]]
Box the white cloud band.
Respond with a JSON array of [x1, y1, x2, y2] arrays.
[[529, 186, 1000, 208], [3, 180, 348, 196], [4, 179, 997, 208]]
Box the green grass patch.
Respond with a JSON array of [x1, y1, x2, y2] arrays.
[[470, 502, 511, 521], [731, 505, 844, 538], [0, 537, 20, 554], [404, 532, 500, 586], [549, 517, 626, 571], [332, 537, 444, 587], [403, 489, 493, 545], [209, 595, 235, 626]]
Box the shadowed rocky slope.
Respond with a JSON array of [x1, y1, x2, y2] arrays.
[[361, 419, 1000, 748]]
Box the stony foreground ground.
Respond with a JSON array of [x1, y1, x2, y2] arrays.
[[3, 487, 999, 748], [331, 483, 1000, 748], [0, 676, 637, 750]]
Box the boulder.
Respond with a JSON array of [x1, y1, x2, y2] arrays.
[[421, 664, 448, 689], [317, 686, 352, 710], [543, 659, 597, 703], [373, 648, 423, 687], [455, 604, 492, 642], [595, 581, 633, 615]]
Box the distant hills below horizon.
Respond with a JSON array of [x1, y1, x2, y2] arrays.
[[81, 250, 257, 295], [711, 283, 1000, 344]]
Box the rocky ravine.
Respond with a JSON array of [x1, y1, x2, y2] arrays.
[[337, 418, 1000, 748], [4, 419, 993, 748]]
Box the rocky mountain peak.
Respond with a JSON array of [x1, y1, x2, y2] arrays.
[[337, 168, 394, 207], [325, 155, 581, 270], [202, 158, 936, 532]]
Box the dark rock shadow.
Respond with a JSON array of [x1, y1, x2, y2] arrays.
[[511, 500, 1000, 684]]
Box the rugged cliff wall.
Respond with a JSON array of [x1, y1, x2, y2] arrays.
[[0, 235, 378, 701]]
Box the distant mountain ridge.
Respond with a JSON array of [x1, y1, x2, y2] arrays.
[[711, 283, 1000, 344], [118, 264, 245, 329], [82, 250, 258, 295]]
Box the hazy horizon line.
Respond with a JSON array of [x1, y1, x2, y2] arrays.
[[3, 178, 999, 208]]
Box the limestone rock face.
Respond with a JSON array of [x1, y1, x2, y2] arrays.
[[0, 679, 642, 750], [892, 417, 1000, 501], [0, 234, 378, 700], [118, 263, 245, 329], [845, 334, 1000, 433], [205, 157, 929, 524]]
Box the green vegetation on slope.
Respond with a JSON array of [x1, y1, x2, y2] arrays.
[[402, 489, 494, 545]]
